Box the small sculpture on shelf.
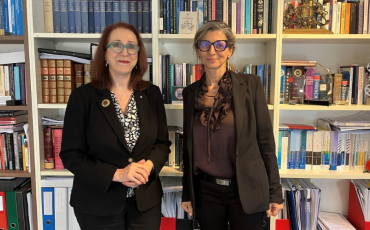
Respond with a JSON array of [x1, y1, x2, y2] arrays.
[[283, 0, 330, 32]]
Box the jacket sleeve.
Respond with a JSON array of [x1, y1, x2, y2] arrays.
[[146, 85, 171, 180], [181, 87, 191, 202], [60, 89, 118, 194], [253, 76, 284, 204]]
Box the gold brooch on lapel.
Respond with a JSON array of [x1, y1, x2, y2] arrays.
[[102, 99, 110, 107]]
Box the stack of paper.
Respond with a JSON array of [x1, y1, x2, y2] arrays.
[[41, 116, 64, 126], [318, 211, 356, 230], [160, 177, 185, 219], [321, 111, 370, 131]]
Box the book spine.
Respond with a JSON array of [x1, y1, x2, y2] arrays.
[[53, 129, 64, 169], [63, 60, 75, 103], [52, 0, 61, 32], [256, 0, 263, 34], [18, 63, 26, 105], [44, 127, 55, 169], [100, 0, 106, 32], [74, 64, 83, 88], [75, 0, 82, 33], [17, 134, 23, 170], [68, 0, 76, 33], [43, 0, 54, 33], [56, 60, 64, 103], [120, 0, 129, 23], [81, 0, 88, 33], [14, 0, 22, 35], [88, 0, 94, 33], [128, 0, 137, 29], [280, 66, 286, 104], [6, 133, 14, 170], [105, 0, 113, 27], [137, 0, 143, 32], [13, 132, 19, 170], [60, 0, 69, 32], [143, 0, 150, 33], [112, 0, 120, 23], [14, 66, 20, 100], [304, 71, 314, 100], [3, 0, 9, 35], [10, 0, 15, 34], [1, 134, 7, 169], [166, 0, 169, 33], [48, 60, 57, 103], [313, 73, 320, 100], [0, 0, 4, 35], [215, 0, 222, 21], [198, 0, 203, 29], [245, 0, 250, 34]]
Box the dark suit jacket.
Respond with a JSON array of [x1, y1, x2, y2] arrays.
[[182, 72, 283, 215], [60, 83, 171, 216]]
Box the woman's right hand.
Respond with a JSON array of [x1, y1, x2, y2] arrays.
[[181, 202, 193, 217], [113, 160, 149, 187]]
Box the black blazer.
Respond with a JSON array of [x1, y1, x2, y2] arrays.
[[60, 83, 171, 216], [182, 72, 283, 215]]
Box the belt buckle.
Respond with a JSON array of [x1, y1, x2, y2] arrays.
[[216, 178, 230, 186]]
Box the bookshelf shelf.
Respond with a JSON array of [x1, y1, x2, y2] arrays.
[[165, 104, 274, 110], [0, 105, 29, 110], [279, 169, 370, 180], [282, 34, 370, 44], [158, 34, 276, 43], [38, 104, 67, 109], [278, 104, 370, 111], [0, 170, 32, 178], [40, 167, 184, 177], [33, 33, 152, 42], [0, 35, 25, 44]]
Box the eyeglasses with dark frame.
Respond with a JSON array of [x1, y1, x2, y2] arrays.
[[197, 40, 229, 52], [106, 42, 140, 55]]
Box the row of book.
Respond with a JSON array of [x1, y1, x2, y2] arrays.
[[44, 0, 152, 33], [166, 126, 183, 167], [279, 64, 370, 105], [0, 115, 30, 172], [0, 51, 28, 106], [278, 124, 370, 171], [160, 0, 273, 34], [0, 178, 33, 230], [40, 59, 92, 104], [243, 63, 271, 104], [0, 0, 24, 35]]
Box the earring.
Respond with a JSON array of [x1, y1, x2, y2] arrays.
[[227, 58, 230, 70], [105, 60, 108, 67]]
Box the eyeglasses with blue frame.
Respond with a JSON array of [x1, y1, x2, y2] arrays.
[[106, 41, 140, 55]]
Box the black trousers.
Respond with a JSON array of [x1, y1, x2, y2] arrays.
[[74, 196, 161, 230], [195, 178, 267, 230]]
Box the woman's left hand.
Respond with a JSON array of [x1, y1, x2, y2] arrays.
[[121, 160, 153, 188], [266, 203, 284, 217]]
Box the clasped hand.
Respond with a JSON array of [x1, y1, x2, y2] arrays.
[[113, 159, 153, 188]]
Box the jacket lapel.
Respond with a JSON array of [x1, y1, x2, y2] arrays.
[[186, 81, 200, 162], [231, 72, 248, 150], [96, 89, 131, 155], [132, 90, 149, 154]]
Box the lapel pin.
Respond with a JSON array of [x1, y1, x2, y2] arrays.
[[102, 99, 110, 107]]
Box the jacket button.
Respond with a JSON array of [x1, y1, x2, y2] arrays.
[[128, 158, 133, 163]]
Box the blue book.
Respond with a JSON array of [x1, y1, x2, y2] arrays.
[[192, 0, 196, 11], [176, 0, 180, 33], [68, 0, 76, 32], [280, 66, 286, 104], [128, 0, 137, 29], [120, 0, 129, 23], [42, 187, 55, 230], [245, 0, 251, 34], [105, 0, 113, 27], [17, 63, 26, 105], [88, 0, 94, 32], [75, 0, 82, 32], [300, 131, 307, 169], [60, 0, 69, 32], [100, 0, 106, 32], [142, 0, 150, 33], [112, 0, 120, 23], [10, 0, 15, 34], [3, 0, 10, 34], [313, 73, 320, 100], [52, 0, 61, 32], [81, 0, 89, 33], [14, 66, 20, 100], [215, 0, 222, 21], [277, 131, 282, 169], [256, 65, 264, 86], [180, 0, 184, 10], [15, 0, 23, 35], [149, 0, 151, 32], [137, 0, 143, 32], [93, 0, 100, 32]]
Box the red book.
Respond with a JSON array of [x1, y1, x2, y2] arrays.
[[53, 129, 64, 170], [44, 127, 54, 169], [0, 191, 9, 230], [280, 123, 316, 130]]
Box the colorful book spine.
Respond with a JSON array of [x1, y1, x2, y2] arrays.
[[53, 129, 64, 169], [300, 131, 307, 169], [15, 0, 23, 35], [245, 0, 251, 34], [280, 66, 286, 104], [330, 131, 338, 170], [313, 73, 320, 100], [304, 68, 314, 100], [10, 0, 16, 35]]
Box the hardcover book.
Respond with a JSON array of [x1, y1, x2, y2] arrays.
[[179, 11, 197, 34]]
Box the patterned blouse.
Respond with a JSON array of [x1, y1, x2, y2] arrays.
[[111, 91, 141, 198]]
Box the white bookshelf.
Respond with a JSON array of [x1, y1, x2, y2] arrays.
[[25, 0, 370, 229]]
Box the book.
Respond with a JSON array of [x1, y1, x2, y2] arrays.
[[53, 129, 64, 169], [179, 11, 197, 34]]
